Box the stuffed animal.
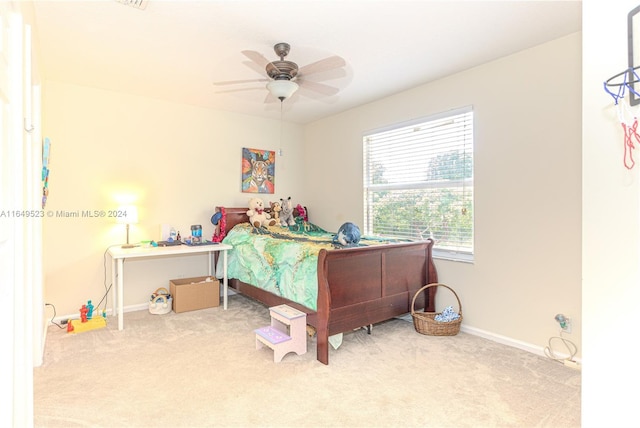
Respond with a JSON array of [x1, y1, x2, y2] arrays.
[[295, 204, 308, 222], [279, 196, 296, 227], [333, 222, 361, 247], [269, 201, 282, 222], [246, 197, 276, 228]]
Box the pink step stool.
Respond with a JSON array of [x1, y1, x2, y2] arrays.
[[255, 304, 307, 362]]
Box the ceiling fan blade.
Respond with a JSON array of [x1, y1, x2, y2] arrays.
[[299, 67, 347, 83], [298, 80, 340, 96], [242, 49, 285, 77], [213, 78, 268, 86], [215, 87, 266, 94], [263, 91, 277, 104], [266, 61, 283, 75], [298, 55, 345, 76], [241, 50, 271, 68], [242, 60, 267, 76]]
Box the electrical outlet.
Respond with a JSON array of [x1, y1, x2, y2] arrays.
[[562, 317, 572, 334]]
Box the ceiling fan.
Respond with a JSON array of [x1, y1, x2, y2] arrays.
[[214, 42, 346, 102]]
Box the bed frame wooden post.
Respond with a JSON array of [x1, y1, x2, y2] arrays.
[[315, 250, 331, 365]]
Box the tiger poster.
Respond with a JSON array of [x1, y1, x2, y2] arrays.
[[242, 147, 275, 194]]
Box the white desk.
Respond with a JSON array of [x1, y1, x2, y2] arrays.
[[107, 243, 232, 330]]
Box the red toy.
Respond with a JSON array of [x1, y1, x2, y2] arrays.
[[80, 304, 89, 323], [295, 204, 308, 222]]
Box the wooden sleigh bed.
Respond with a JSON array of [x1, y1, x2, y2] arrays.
[[216, 207, 439, 365]]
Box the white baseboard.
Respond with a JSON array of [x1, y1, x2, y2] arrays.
[[461, 324, 544, 356], [49, 297, 579, 366], [461, 324, 581, 364], [49, 284, 236, 325], [49, 303, 148, 325]]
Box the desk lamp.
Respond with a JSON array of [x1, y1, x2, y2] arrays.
[[117, 205, 138, 248]]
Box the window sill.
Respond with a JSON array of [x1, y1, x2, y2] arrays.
[[433, 250, 474, 264]]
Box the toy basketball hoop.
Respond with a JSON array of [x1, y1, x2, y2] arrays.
[[602, 5, 640, 170], [604, 66, 640, 170]]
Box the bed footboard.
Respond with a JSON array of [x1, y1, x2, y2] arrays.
[[315, 239, 437, 365]]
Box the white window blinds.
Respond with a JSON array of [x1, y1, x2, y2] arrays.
[[363, 106, 474, 260]]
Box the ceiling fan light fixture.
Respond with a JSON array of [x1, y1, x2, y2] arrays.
[[267, 80, 299, 101]]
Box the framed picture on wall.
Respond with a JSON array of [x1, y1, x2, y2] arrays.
[[241, 147, 275, 194]]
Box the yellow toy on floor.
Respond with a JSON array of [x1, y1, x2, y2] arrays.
[[67, 300, 107, 334]]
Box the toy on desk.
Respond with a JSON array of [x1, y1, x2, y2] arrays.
[[191, 224, 203, 244]]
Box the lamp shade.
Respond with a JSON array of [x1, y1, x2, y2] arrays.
[[116, 205, 138, 224], [267, 79, 299, 100]]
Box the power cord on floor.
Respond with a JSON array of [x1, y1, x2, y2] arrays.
[[544, 330, 578, 362], [45, 303, 65, 329], [91, 245, 120, 318]]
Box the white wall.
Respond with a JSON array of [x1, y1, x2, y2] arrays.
[[304, 34, 582, 357], [583, 0, 640, 425], [42, 82, 305, 316]]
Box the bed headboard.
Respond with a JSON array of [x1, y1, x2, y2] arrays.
[[214, 205, 308, 237], [215, 207, 250, 234]]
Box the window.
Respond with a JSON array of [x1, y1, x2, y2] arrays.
[[363, 106, 474, 261]]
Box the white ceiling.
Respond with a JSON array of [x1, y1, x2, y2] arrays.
[[32, 0, 582, 124]]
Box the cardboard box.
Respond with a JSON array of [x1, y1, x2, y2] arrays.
[[169, 276, 220, 313]]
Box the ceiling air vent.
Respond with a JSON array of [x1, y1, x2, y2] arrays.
[[115, 0, 149, 10]]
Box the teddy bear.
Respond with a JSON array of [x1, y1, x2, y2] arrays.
[[279, 196, 296, 227], [246, 197, 276, 228], [269, 200, 282, 222]]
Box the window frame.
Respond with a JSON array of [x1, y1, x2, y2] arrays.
[[362, 106, 474, 262]]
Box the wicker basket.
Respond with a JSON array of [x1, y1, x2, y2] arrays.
[[411, 283, 463, 336]]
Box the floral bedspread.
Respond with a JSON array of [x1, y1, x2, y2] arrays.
[[219, 219, 406, 311]]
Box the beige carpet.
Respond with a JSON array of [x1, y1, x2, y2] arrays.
[[34, 294, 581, 428]]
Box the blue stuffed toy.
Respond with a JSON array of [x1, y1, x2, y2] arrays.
[[333, 222, 361, 247]]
